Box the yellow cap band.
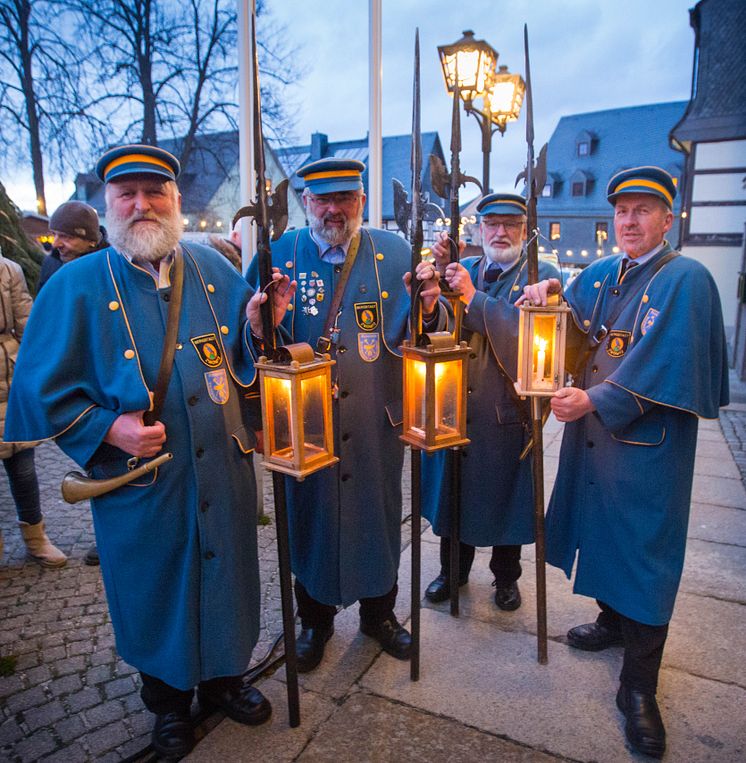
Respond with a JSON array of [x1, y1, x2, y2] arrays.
[[104, 153, 174, 178], [614, 178, 673, 206], [304, 169, 361, 181]]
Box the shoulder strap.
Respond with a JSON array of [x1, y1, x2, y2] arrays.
[[316, 232, 361, 353], [143, 247, 185, 426]]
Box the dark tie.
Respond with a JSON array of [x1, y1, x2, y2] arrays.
[[483, 265, 501, 287], [619, 259, 638, 279]]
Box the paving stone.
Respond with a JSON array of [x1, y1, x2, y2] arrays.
[[13, 728, 57, 761], [40, 742, 88, 762], [23, 700, 67, 732], [104, 677, 135, 700], [0, 717, 24, 745], [52, 714, 87, 743], [84, 700, 126, 727], [5, 684, 48, 714], [47, 674, 83, 698], [84, 720, 131, 756], [66, 686, 102, 713]]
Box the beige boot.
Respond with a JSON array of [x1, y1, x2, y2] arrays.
[[19, 520, 67, 568]]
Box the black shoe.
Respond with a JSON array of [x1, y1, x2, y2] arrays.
[[424, 573, 468, 603], [493, 580, 521, 611], [198, 682, 271, 726], [567, 621, 623, 651], [151, 711, 194, 760], [616, 685, 666, 759], [295, 625, 334, 673], [360, 617, 412, 660], [84, 545, 100, 566]]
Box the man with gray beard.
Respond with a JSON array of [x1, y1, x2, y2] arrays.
[[6, 144, 296, 759], [247, 158, 445, 673], [421, 193, 560, 610]]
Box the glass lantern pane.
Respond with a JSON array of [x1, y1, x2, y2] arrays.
[[266, 376, 293, 459], [408, 359, 427, 436], [300, 372, 329, 460], [434, 359, 461, 437], [532, 314, 557, 391]]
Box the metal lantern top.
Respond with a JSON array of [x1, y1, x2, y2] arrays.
[[438, 30, 498, 103], [487, 65, 526, 133]]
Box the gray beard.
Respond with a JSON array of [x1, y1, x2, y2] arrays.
[[107, 210, 183, 262], [483, 241, 522, 267], [307, 208, 362, 247]]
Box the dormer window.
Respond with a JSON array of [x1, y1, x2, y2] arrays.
[[577, 141, 589, 157], [570, 169, 593, 198], [574, 129, 596, 158]]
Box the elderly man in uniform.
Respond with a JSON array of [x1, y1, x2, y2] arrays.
[[39, 200, 108, 291], [6, 144, 294, 759], [423, 193, 559, 609], [521, 167, 728, 758], [248, 158, 444, 673]]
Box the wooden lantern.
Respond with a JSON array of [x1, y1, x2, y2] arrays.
[[515, 297, 571, 397], [256, 343, 339, 480], [400, 332, 471, 452]]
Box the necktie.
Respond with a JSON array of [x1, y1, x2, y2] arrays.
[[323, 246, 346, 264], [483, 265, 501, 287], [619, 259, 638, 279]]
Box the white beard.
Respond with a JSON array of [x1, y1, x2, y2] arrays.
[[483, 241, 522, 267], [307, 207, 362, 247], [107, 209, 183, 262]]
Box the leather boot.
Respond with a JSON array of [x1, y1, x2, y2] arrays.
[[19, 520, 67, 568], [616, 684, 666, 758]]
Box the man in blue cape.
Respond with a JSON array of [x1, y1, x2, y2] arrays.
[[5, 144, 294, 759], [247, 158, 444, 673], [422, 192, 559, 610], [521, 166, 729, 759]]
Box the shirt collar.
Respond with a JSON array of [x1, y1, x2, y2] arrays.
[[622, 240, 666, 268], [310, 228, 351, 257]]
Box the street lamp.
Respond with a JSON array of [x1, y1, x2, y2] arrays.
[[438, 31, 525, 193]]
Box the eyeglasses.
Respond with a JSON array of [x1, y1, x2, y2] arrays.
[[307, 192, 361, 208], [482, 219, 524, 232]]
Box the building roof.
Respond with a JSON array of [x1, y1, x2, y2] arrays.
[[272, 131, 447, 220], [539, 101, 688, 215], [671, 0, 746, 144]]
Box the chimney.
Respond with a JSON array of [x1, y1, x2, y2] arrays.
[[310, 132, 328, 160]]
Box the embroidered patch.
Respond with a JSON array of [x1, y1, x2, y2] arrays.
[[354, 301, 379, 331], [606, 330, 631, 358], [191, 334, 222, 368], [358, 332, 380, 362], [204, 369, 230, 404], [640, 308, 659, 336]]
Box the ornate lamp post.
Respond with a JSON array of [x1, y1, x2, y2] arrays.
[[438, 30, 525, 193]]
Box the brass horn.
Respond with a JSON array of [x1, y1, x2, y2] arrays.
[[61, 452, 173, 504]]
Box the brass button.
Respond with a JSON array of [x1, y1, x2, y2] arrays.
[[220, 325, 229, 335], [594, 281, 601, 289], [207, 284, 215, 293], [124, 349, 135, 359], [376, 253, 384, 261], [583, 319, 591, 328], [285, 260, 293, 269], [287, 303, 294, 311], [108, 301, 119, 311], [512, 285, 520, 291], [176, 343, 183, 350], [642, 295, 649, 303], [381, 291, 389, 299]]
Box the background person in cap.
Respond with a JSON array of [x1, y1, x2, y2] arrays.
[[38, 201, 108, 292], [247, 157, 445, 673], [5, 143, 295, 759], [422, 192, 559, 610], [520, 166, 728, 758]]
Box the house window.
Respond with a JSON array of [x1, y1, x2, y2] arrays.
[[550, 222, 561, 240], [595, 222, 608, 242], [577, 141, 589, 157], [572, 182, 585, 197], [542, 183, 553, 197]]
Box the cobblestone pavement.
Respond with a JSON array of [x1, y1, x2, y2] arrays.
[[0, 444, 414, 762], [720, 406, 746, 483]]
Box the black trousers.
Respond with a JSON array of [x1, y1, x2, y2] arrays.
[[294, 578, 398, 630], [439, 537, 522, 583], [139, 672, 242, 715], [3, 449, 42, 525], [596, 600, 669, 693]]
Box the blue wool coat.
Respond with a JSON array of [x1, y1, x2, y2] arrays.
[[422, 254, 560, 546], [248, 227, 427, 606], [6, 244, 262, 689], [546, 243, 729, 625]]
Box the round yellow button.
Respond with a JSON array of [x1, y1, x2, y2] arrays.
[[207, 284, 215, 293], [376, 253, 384, 261], [285, 260, 293, 269], [221, 325, 229, 335], [583, 319, 591, 328], [512, 285, 520, 291], [287, 303, 294, 311], [381, 291, 389, 299], [594, 281, 601, 289], [124, 349, 135, 359], [642, 295, 649, 303], [108, 301, 120, 311], [176, 343, 183, 350]]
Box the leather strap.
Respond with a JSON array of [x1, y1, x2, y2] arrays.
[[316, 232, 361, 353], [143, 247, 185, 426]]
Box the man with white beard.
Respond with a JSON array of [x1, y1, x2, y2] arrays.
[[421, 193, 559, 610], [5, 144, 295, 759]]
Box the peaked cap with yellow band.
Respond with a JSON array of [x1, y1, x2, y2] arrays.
[[476, 192, 527, 217], [96, 144, 181, 183], [606, 166, 676, 209], [297, 158, 365, 195]]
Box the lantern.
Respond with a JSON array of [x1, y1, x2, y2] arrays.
[[515, 297, 571, 397], [487, 65, 526, 134], [400, 332, 470, 452], [255, 343, 338, 480], [437, 30, 497, 104]]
